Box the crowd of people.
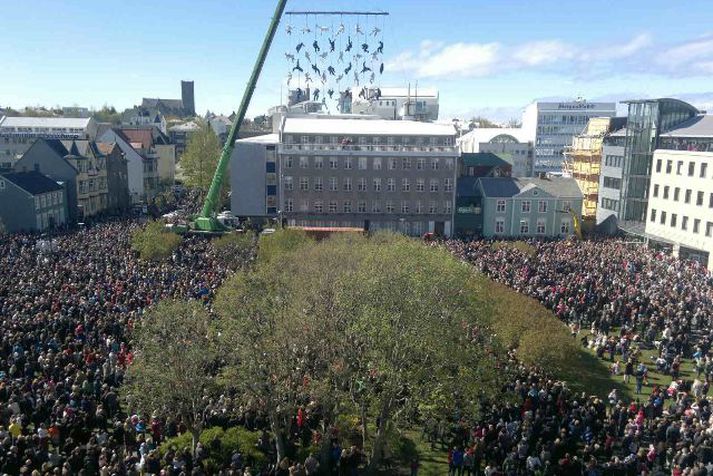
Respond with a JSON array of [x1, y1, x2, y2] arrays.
[[438, 239, 713, 475], [0, 215, 231, 475]]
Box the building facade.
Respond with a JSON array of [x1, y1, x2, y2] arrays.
[[231, 116, 458, 236], [348, 87, 439, 121], [0, 116, 98, 168], [596, 128, 627, 228], [168, 121, 200, 158], [0, 171, 67, 232], [99, 129, 159, 204], [563, 117, 626, 221], [478, 177, 583, 238], [458, 128, 534, 177], [522, 100, 616, 174], [645, 149, 713, 267], [97, 142, 130, 213]]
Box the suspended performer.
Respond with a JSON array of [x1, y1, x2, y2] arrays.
[[292, 60, 303, 73], [377, 41, 384, 54], [361, 62, 372, 73], [329, 38, 335, 52], [296, 42, 305, 52], [346, 37, 353, 52], [313, 40, 320, 53], [344, 62, 352, 75]]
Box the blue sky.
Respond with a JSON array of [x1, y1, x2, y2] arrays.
[[3, 0, 713, 121]]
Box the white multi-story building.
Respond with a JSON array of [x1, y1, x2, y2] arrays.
[[458, 127, 534, 177], [522, 100, 616, 174], [348, 87, 439, 122], [0, 116, 98, 168], [231, 115, 458, 236], [646, 149, 713, 267]]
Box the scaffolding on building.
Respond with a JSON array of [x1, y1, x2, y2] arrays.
[[562, 117, 614, 220]]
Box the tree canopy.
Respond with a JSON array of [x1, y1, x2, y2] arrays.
[[180, 120, 223, 193], [130, 220, 181, 261]]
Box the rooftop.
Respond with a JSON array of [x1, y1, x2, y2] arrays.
[[282, 117, 455, 136], [478, 176, 582, 198], [236, 133, 279, 144], [1, 171, 63, 195], [660, 115, 713, 138], [0, 116, 93, 129], [458, 127, 531, 146], [462, 152, 512, 168]]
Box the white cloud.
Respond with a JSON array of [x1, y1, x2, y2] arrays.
[[655, 34, 713, 75], [512, 40, 576, 66], [580, 33, 652, 61], [417, 42, 500, 77]]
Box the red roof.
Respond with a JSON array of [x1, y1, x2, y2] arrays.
[[120, 128, 154, 150]]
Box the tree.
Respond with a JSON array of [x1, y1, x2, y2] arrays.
[[123, 300, 218, 456], [181, 120, 223, 193], [91, 105, 122, 124], [131, 220, 181, 261], [469, 116, 500, 129]]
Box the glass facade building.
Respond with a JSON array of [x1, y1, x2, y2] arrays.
[[619, 99, 699, 227]]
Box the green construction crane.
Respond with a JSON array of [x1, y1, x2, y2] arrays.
[[193, 0, 287, 232]]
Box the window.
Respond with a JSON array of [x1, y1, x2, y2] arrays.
[[285, 198, 293, 212], [697, 191, 704, 206], [314, 177, 323, 192], [521, 200, 531, 213], [343, 178, 352, 191], [402, 158, 411, 170], [710, 193, 713, 208], [706, 222, 713, 238], [693, 218, 700, 234], [314, 157, 323, 169], [603, 176, 621, 190], [357, 178, 367, 192], [284, 176, 294, 191], [660, 211, 667, 225], [560, 219, 570, 234], [655, 159, 662, 173], [313, 200, 323, 213], [653, 184, 659, 198], [670, 213, 677, 228], [329, 157, 338, 169], [496, 200, 506, 213], [416, 178, 425, 192], [429, 201, 437, 214], [340, 200, 352, 213], [402, 178, 410, 192], [444, 200, 452, 213], [519, 219, 529, 234], [429, 179, 438, 192], [415, 201, 423, 214], [401, 201, 409, 213], [358, 201, 367, 213], [562, 201, 571, 212], [372, 201, 381, 213], [387, 178, 396, 192], [685, 189, 692, 204], [386, 201, 394, 213], [674, 187, 680, 201], [688, 161, 695, 176], [663, 186, 670, 200], [701, 163, 708, 178], [445, 158, 454, 170], [388, 158, 397, 170], [300, 177, 309, 191], [666, 160, 672, 174], [538, 200, 547, 213], [444, 178, 453, 192], [536, 219, 546, 234], [416, 158, 425, 170], [373, 178, 382, 191], [328, 201, 337, 213], [300, 156, 308, 169], [329, 177, 337, 191], [344, 157, 352, 170], [299, 200, 309, 212], [650, 209, 657, 222], [431, 158, 440, 170], [495, 217, 505, 234], [373, 157, 382, 170], [358, 157, 367, 170], [676, 161, 683, 175], [682, 216, 688, 230]]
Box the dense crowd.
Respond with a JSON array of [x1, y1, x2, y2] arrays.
[[0, 217, 230, 475], [437, 239, 713, 475]]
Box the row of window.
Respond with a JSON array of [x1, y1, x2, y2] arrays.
[[284, 135, 454, 147], [494, 199, 571, 214], [284, 156, 454, 171], [286, 219, 430, 236], [34, 191, 63, 210], [650, 209, 713, 237], [283, 176, 453, 193], [494, 217, 571, 235], [655, 158, 709, 178], [602, 176, 622, 190], [652, 184, 713, 207], [284, 199, 452, 215], [600, 198, 619, 211], [603, 155, 623, 168]]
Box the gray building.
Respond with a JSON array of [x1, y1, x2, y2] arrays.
[[231, 115, 458, 236], [522, 100, 616, 174], [477, 176, 582, 238], [596, 128, 626, 228], [0, 171, 67, 232], [97, 142, 130, 212]]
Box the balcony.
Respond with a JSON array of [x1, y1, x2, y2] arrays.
[[278, 143, 457, 157]]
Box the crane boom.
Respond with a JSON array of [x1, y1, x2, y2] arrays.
[[193, 0, 288, 232]]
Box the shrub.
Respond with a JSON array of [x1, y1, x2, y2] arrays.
[[257, 228, 312, 263], [160, 426, 266, 470], [131, 220, 181, 261]]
